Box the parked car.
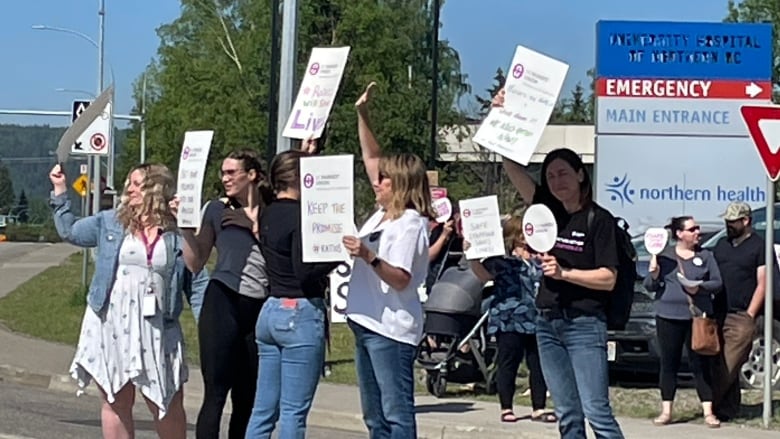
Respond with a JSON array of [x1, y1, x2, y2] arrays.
[[608, 206, 780, 390]]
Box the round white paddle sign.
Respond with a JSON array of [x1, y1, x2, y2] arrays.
[[643, 227, 669, 255], [432, 197, 453, 223], [522, 204, 558, 253]]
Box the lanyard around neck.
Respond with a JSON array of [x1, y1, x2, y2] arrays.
[[140, 229, 162, 267]]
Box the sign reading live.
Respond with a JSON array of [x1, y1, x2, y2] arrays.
[[594, 21, 772, 234], [177, 130, 214, 228], [283, 47, 351, 140], [473, 45, 569, 165], [300, 154, 355, 262], [741, 105, 780, 181]]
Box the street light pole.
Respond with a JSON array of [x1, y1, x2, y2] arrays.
[[276, 0, 299, 154], [92, 0, 105, 216], [429, 0, 441, 169], [140, 73, 147, 163]]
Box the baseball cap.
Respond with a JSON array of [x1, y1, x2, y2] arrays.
[[720, 202, 752, 221]]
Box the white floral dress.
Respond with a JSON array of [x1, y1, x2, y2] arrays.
[[70, 234, 188, 418]]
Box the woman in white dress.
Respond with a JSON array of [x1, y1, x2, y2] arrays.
[[49, 163, 192, 439]]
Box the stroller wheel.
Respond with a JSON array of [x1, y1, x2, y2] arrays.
[[485, 367, 498, 395], [426, 371, 447, 398]]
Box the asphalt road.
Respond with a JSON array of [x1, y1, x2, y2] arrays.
[[0, 242, 45, 265], [0, 380, 364, 439]]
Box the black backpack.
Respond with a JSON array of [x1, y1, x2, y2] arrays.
[[587, 209, 637, 331]]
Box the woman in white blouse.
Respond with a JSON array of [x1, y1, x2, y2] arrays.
[[342, 82, 434, 439]]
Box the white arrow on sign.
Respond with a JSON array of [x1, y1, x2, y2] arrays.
[[745, 82, 763, 98], [758, 119, 780, 154]]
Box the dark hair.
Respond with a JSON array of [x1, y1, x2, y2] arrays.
[[269, 150, 308, 193], [226, 148, 273, 206], [539, 148, 592, 204], [665, 216, 694, 236]]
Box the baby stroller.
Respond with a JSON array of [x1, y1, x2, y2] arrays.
[[416, 248, 497, 398]]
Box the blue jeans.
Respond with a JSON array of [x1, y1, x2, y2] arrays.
[[348, 320, 417, 439], [535, 314, 624, 439], [244, 297, 326, 439]]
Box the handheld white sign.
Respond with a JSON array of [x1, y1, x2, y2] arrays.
[[643, 227, 669, 256], [282, 47, 351, 140], [432, 197, 453, 224], [522, 204, 558, 253], [300, 154, 355, 262], [473, 45, 569, 165], [459, 196, 504, 260], [176, 130, 214, 228]]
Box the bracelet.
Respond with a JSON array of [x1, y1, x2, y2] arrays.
[[369, 255, 381, 267]]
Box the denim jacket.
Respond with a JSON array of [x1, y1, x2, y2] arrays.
[[50, 192, 192, 322]]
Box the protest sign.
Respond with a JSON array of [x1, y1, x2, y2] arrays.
[[644, 227, 669, 255], [433, 197, 453, 223], [459, 195, 504, 260], [522, 204, 558, 253], [176, 130, 214, 228], [283, 47, 351, 139], [300, 154, 355, 262], [473, 45, 569, 165]]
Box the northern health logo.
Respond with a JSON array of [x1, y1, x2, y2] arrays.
[[605, 174, 635, 207]]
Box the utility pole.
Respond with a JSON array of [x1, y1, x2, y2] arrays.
[[276, 0, 299, 154], [267, 0, 281, 163], [429, 0, 441, 169], [91, 0, 105, 217]]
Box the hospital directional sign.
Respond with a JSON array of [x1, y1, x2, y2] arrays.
[[594, 20, 773, 234], [596, 21, 773, 137]]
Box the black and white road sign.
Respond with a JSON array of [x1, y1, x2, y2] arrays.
[[70, 99, 111, 156]]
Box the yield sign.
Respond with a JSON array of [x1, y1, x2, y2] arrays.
[[741, 105, 780, 181]]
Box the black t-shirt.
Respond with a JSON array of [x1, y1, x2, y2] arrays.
[[260, 198, 340, 299], [713, 233, 765, 313], [533, 188, 620, 315]]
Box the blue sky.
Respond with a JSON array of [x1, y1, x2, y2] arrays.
[[0, 0, 731, 127]]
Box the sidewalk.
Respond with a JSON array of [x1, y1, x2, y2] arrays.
[[0, 243, 777, 438], [1, 327, 776, 439]]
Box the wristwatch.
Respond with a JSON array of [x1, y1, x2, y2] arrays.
[[369, 255, 381, 267]]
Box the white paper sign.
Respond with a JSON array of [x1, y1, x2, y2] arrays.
[[643, 227, 669, 256], [522, 204, 558, 253], [473, 45, 569, 165], [71, 101, 112, 156], [300, 155, 355, 262], [459, 196, 504, 260], [176, 130, 214, 228], [282, 47, 351, 139]]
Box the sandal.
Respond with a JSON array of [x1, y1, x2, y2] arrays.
[[704, 414, 721, 429], [500, 411, 519, 423], [653, 413, 672, 426], [531, 411, 558, 423]]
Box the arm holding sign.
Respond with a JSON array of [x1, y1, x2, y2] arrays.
[[179, 202, 217, 274], [491, 89, 537, 204], [355, 82, 381, 183], [343, 234, 413, 292], [463, 240, 494, 282], [48, 164, 100, 247], [542, 254, 617, 291]]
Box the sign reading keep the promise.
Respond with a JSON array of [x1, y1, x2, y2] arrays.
[[300, 154, 355, 262]]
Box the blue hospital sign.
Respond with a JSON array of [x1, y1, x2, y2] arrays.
[[594, 20, 773, 234]]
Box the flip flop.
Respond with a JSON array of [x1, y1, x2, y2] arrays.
[[501, 411, 520, 423], [531, 412, 558, 423]]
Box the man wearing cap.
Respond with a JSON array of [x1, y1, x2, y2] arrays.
[[711, 201, 766, 421]]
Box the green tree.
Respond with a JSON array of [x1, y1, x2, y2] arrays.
[[724, 0, 780, 102], [13, 190, 29, 223], [0, 162, 15, 214], [120, 0, 470, 218], [474, 67, 505, 118]]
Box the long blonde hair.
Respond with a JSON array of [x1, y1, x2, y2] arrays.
[[378, 153, 435, 220], [116, 163, 177, 234], [502, 215, 526, 255]]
